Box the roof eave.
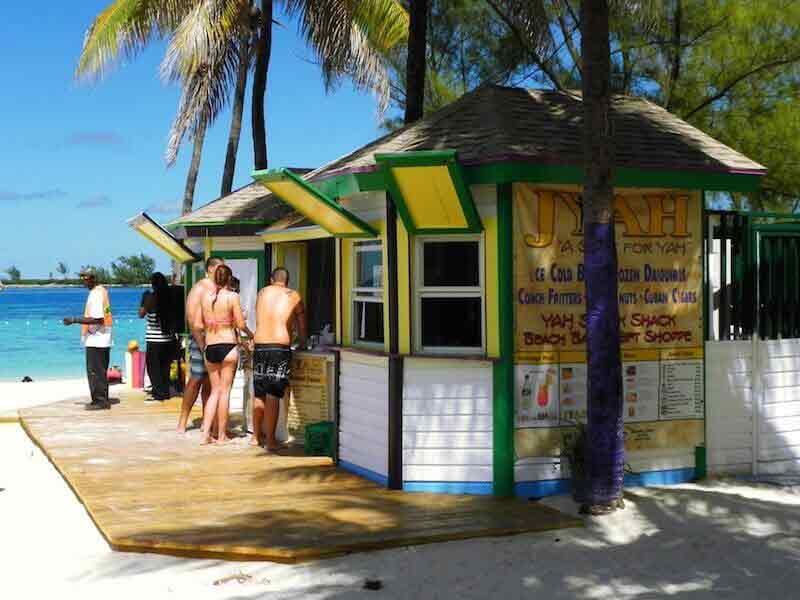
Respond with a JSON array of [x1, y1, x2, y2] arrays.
[[310, 157, 766, 195]]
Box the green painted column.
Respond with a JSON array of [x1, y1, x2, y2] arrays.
[[493, 183, 515, 497]]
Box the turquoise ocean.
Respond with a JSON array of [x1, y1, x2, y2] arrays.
[[0, 287, 153, 381]]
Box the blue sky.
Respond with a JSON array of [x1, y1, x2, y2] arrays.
[[0, 2, 388, 278]]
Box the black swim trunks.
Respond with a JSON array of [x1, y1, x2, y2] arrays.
[[253, 344, 292, 398]]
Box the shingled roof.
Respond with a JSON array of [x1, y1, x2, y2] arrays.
[[168, 183, 286, 227], [309, 85, 766, 180], [170, 85, 765, 228]]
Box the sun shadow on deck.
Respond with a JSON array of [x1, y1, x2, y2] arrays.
[[19, 389, 581, 563]]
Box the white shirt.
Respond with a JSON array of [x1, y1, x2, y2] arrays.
[[83, 287, 113, 348]]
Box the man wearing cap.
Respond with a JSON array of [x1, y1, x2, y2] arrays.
[[63, 268, 113, 410]]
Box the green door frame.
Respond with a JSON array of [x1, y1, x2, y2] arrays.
[[207, 250, 268, 289]]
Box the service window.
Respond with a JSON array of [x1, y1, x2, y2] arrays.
[[414, 237, 484, 354], [352, 241, 385, 346]]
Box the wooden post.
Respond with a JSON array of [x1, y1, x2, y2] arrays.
[[386, 194, 403, 489]]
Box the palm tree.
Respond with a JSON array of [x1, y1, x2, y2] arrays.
[[222, 7, 254, 195], [484, 0, 626, 510], [77, 0, 408, 204], [580, 1, 624, 512], [56, 262, 69, 280], [403, 0, 427, 124]]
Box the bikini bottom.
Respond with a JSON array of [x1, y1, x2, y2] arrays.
[[205, 343, 237, 364]]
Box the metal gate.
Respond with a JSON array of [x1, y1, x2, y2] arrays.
[[705, 211, 800, 342]]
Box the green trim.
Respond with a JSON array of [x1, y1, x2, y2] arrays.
[[465, 163, 763, 192], [208, 250, 267, 288], [311, 161, 763, 198], [375, 151, 484, 235], [702, 201, 710, 343], [376, 150, 459, 167], [700, 193, 708, 457], [252, 168, 378, 238], [493, 182, 515, 497]]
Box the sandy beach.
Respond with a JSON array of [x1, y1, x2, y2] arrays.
[[0, 378, 90, 417], [1, 379, 799, 599]]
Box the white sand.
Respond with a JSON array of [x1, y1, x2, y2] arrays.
[[0, 378, 90, 414], [2, 401, 800, 598]]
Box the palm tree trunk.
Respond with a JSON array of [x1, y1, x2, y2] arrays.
[[580, 1, 624, 509], [221, 34, 251, 195], [252, 0, 272, 170], [404, 0, 428, 124], [182, 117, 207, 215]]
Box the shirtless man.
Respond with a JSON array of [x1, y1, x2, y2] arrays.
[[252, 267, 306, 450], [177, 256, 224, 433]]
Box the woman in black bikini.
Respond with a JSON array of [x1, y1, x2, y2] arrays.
[[194, 265, 253, 444]]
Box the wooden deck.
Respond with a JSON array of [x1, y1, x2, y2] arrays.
[[19, 389, 581, 563]]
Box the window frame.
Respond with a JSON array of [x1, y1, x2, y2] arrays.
[[413, 234, 485, 355], [351, 239, 385, 349]]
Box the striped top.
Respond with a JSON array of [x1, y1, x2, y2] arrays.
[[145, 311, 175, 344]]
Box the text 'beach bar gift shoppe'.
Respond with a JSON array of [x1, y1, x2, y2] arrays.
[[130, 85, 782, 497]]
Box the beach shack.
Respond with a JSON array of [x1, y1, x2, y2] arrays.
[[132, 85, 800, 497]]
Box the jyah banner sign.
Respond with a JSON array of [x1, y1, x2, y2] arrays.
[[514, 184, 703, 359]]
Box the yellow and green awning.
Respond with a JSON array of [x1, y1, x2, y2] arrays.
[[375, 150, 483, 234], [127, 213, 200, 264], [253, 168, 378, 238]]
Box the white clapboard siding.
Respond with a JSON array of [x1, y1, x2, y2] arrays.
[[758, 340, 800, 468], [404, 465, 493, 483], [404, 414, 493, 431], [756, 459, 800, 474], [705, 341, 754, 474], [337, 351, 389, 478], [402, 358, 493, 485], [403, 430, 493, 449]]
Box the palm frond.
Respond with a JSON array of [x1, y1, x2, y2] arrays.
[[76, 0, 197, 80], [160, 0, 246, 84], [164, 38, 242, 166], [351, 0, 409, 53], [285, 0, 408, 114], [162, 0, 249, 166]]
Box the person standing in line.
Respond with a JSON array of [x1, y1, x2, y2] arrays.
[[194, 264, 254, 444], [139, 272, 178, 403], [62, 267, 113, 411], [177, 257, 224, 433], [251, 267, 306, 450]]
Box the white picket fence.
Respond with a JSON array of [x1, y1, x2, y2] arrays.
[[706, 339, 800, 475]]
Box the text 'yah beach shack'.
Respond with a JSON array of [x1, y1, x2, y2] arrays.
[[130, 85, 774, 497]]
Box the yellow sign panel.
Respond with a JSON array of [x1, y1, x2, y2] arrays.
[[514, 419, 704, 459], [287, 356, 330, 438], [514, 184, 703, 357]]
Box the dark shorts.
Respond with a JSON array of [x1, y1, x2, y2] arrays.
[[189, 338, 207, 379], [253, 344, 292, 399]]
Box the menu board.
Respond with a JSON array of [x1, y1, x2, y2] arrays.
[[511, 183, 705, 444], [660, 359, 704, 419], [287, 355, 330, 437], [623, 361, 660, 422], [514, 352, 703, 428], [515, 364, 559, 427], [559, 363, 587, 424]]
